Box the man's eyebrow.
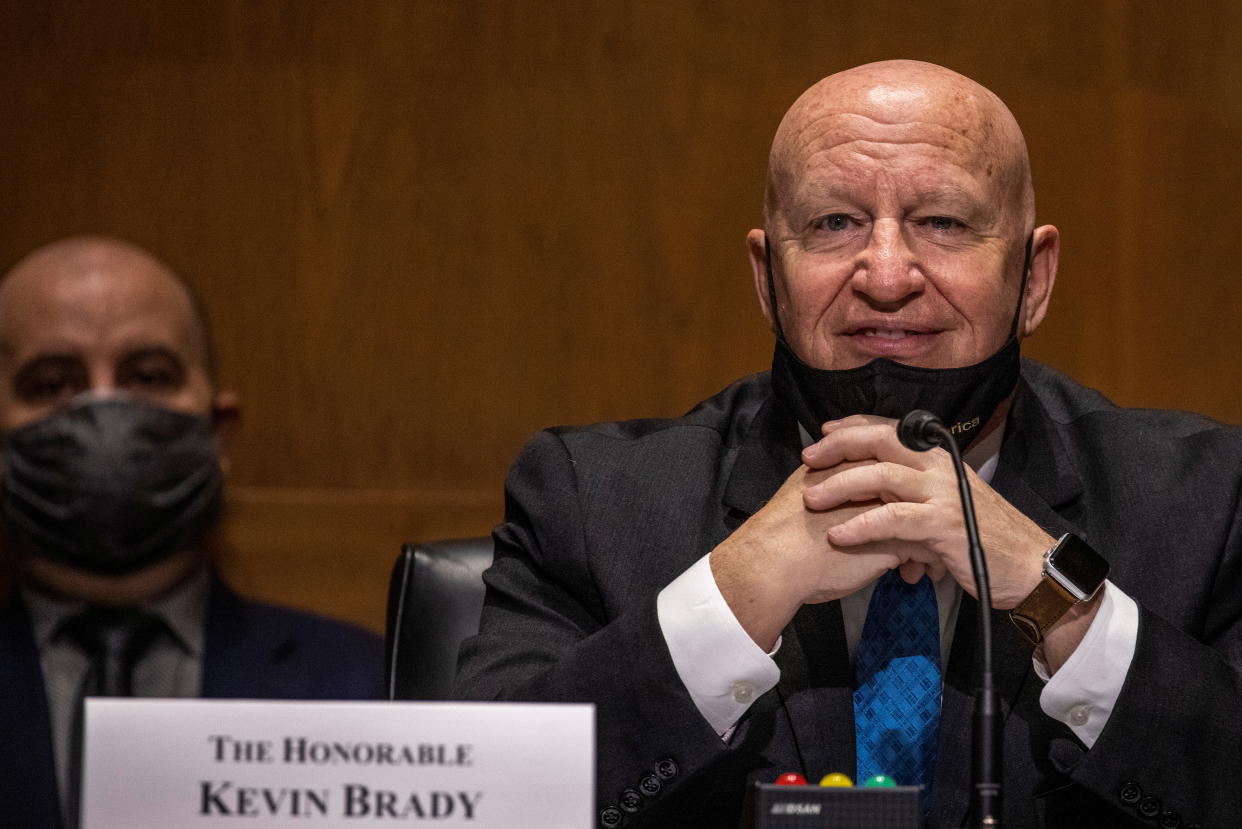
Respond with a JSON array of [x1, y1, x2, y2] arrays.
[[793, 179, 860, 203], [13, 350, 79, 368], [9, 353, 84, 387], [118, 344, 183, 361], [784, 186, 868, 220], [115, 345, 190, 375], [910, 182, 986, 204]]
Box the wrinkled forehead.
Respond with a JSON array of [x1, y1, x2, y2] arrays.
[[785, 113, 999, 199], [768, 69, 1030, 225], [779, 63, 1014, 151], [799, 85, 1001, 153]]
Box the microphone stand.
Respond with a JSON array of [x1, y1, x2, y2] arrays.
[[898, 411, 1001, 828]]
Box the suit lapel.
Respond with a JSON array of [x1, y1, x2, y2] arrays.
[[779, 600, 858, 776], [721, 394, 803, 525], [933, 377, 1087, 826], [0, 595, 64, 828], [721, 395, 858, 774], [200, 578, 309, 699]]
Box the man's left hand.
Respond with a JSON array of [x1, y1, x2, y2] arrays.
[[800, 414, 1054, 609]]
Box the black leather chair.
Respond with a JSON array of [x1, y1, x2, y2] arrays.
[[384, 537, 495, 700]]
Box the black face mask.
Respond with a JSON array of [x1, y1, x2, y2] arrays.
[[766, 236, 1032, 445], [1, 396, 224, 576]]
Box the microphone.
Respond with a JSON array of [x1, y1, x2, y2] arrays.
[[896, 410, 1002, 829], [896, 409, 943, 452]]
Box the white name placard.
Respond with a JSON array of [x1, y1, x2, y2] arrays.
[[81, 699, 594, 828]]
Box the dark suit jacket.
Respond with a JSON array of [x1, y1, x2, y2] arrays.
[[456, 359, 1242, 828], [0, 575, 384, 829]]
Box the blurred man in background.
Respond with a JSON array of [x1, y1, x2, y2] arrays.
[[0, 236, 384, 828]]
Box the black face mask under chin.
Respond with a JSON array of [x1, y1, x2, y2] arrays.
[[0, 396, 224, 577], [766, 236, 1031, 444]]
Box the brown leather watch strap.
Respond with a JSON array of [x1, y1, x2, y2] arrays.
[[1009, 575, 1079, 645]]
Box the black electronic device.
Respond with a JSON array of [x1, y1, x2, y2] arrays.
[[1010, 533, 1108, 644], [745, 782, 921, 829], [1045, 533, 1109, 598]]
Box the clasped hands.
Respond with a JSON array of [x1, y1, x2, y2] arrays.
[[710, 414, 1054, 652]]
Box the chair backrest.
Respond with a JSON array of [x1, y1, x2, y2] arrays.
[[384, 537, 495, 701]]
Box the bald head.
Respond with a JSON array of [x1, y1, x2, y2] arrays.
[[745, 60, 1059, 373], [765, 60, 1034, 234], [0, 236, 217, 429]]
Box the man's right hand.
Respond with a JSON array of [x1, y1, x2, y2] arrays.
[[708, 461, 937, 651]]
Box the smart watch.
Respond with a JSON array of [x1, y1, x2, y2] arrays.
[[1009, 533, 1109, 645]]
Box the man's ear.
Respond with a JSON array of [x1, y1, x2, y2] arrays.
[[210, 390, 242, 466], [1020, 224, 1060, 337], [747, 228, 776, 330]]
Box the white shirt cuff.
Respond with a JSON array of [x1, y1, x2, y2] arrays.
[[1035, 580, 1138, 748], [657, 554, 781, 737]]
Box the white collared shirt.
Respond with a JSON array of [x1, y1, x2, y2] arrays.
[[656, 424, 1137, 748]]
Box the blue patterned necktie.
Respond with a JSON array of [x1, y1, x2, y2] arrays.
[[853, 569, 942, 790]]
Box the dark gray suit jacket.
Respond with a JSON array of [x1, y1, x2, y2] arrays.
[[456, 359, 1242, 829]]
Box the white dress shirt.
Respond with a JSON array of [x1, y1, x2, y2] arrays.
[[657, 423, 1138, 748]]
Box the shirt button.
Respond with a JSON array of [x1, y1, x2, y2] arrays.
[[732, 681, 755, 704], [1069, 704, 1090, 726]]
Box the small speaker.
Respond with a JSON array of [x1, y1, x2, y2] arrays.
[[744, 782, 922, 829]]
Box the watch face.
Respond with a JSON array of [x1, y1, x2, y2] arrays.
[[1047, 534, 1110, 599]]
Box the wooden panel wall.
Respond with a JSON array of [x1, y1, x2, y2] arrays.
[[1, 1, 1238, 632]]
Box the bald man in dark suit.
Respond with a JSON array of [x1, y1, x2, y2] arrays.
[[457, 62, 1242, 829]]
